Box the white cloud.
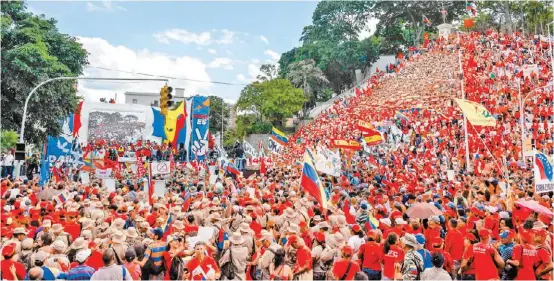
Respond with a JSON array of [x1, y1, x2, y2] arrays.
[[358, 18, 380, 40], [225, 50, 233, 55], [248, 63, 260, 80], [76, 36, 212, 103], [85, 0, 126, 12], [251, 58, 261, 64], [208, 49, 217, 54], [208, 58, 234, 70], [154, 29, 235, 46], [236, 74, 247, 82], [264, 49, 281, 61], [260, 35, 269, 44]]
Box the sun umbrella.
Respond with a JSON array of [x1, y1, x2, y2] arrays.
[[406, 202, 443, 219], [515, 200, 554, 217]]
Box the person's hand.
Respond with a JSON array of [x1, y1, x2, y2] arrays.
[[9, 264, 17, 276]]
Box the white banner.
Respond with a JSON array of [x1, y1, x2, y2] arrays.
[[103, 178, 116, 192], [95, 168, 112, 179], [315, 147, 341, 177], [268, 138, 283, 155], [243, 140, 258, 157], [151, 161, 171, 175], [81, 172, 90, 184], [118, 157, 136, 163], [534, 152, 554, 194], [153, 180, 166, 198]]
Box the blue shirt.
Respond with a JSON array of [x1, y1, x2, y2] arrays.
[[68, 265, 95, 280], [417, 248, 433, 270], [499, 242, 514, 261]]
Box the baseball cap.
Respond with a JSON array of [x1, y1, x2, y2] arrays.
[[478, 229, 491, 238], [75, 249, 92, 263], [1, 243, 16, 257], [465, 233, 477, 242], [341, 245, 354, 256], [499, 230, 514, 239]]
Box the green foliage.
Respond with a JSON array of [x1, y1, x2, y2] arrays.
[[1, 130, 19, 151], [233, 114, 272, 139], [286, 59, 328, 104], [1, 2, 88, 144], [208, 96, 230, 134]]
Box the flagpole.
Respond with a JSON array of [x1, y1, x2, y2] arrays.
[[457, 31, 471, 172]]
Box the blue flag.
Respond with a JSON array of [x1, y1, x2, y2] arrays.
[[151, 107, 167, 139]]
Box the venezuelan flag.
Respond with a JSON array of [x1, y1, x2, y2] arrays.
[[300, 149, 327, 210], [366, 216, 379, 230], [271, 127, 289, 146]]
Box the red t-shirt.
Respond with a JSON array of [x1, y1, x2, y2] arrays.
[[332, 259, 361, 280], [358, 242, 383, 271], [0, 260, 26, 281], [466, 242, 499, 280], [445, 229, 465, 260], [512, 244, 539, 280], [383, 245, 404, 279], [186, 256, 219, 281], [295, 246, 312, 271], [86, 250, 104, 270]]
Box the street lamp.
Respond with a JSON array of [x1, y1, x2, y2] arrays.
[[518, 80, 553, 157], [13, 76, 169, 179]]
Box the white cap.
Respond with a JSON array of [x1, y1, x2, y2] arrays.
[[75, 249, 92, 263]]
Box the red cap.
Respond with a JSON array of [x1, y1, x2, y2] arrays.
[[286, 235, 298, 246], [298, 221, 307, 228], [478, 229, 491, 238], [341, 245, 354, 256], [520, 230, 533, 243], [533, 228, 548, 237], [1, 243, 16, 257], [315, 232, 326, 243], [351, 224, 362, 233], [367, 229, 378, 239], [465, 233, 477, 242]]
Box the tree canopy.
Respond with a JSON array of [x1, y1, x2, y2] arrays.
[[1, 2, 88, 144], [208, 95, 231, 134]]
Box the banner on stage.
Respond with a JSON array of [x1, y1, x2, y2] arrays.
[[118, 156, 136, 163], [151, 161, 171, 175], [534, 152, 554, 194], [95, 168, 112, 179]]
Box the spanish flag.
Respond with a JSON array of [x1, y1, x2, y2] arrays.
[[271, 127, 289, 146], [454, 98, 496, 126], [357, 120, 374, 133], [363, 129, 383, 146]]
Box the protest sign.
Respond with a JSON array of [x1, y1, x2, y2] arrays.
[[151, 161, 171, 175]]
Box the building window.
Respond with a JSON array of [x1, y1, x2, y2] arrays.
[[132, 99, 138, 104], [153, 100, 159, 106]]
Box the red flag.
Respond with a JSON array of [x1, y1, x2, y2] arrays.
[[260, 157, 267, 175], [182, 195, 192, 212], [73, 101, 84, 137], [208, 131, 215, 149], [170, 153, 175, 172], [355, 87, 362, 97], [343, 200, 356, 224], [464, 18, 475, 28]]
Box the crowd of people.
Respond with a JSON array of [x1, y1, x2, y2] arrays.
[[0, 29, 553, 281]]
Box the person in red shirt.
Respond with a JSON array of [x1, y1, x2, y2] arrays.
[[508, 231, 540, 280], [287, 235, 312, 280], [63, 211, 81, 241], [383, 232, 405, 280], [185, 242, 220, 280], [430, 237, 453, 275], [357, 230, 383, 280], [0, 243, 26, 281], [533, 229, 553, 280], [331, 245, 361, 280], [424, 216, 442, 250], [444, 218, 465, 276], [460, 229, 504, 280]]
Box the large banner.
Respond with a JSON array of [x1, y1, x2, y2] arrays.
[[268, 137, 283, 155], [315, 147, 341, 177], [534, 152, 554, 194], [40, 118, 85, 186], [88, 110, 146, 143], [190, 96, 210, 161]]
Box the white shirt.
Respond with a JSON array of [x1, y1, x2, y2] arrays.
[[421, 267, 452, 281], [3, 154, 14, 166], [347, 235, 365, 255]]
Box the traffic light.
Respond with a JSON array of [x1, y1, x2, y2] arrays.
[[15, 143, 26, 161], [159, 86, 174, 115]]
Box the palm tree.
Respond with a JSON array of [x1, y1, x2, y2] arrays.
[[286, 59, 329, 113]]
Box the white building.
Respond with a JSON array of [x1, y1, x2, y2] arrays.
[[124, 88, 186, 106]]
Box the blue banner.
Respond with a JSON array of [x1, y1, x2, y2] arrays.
[[40, 117, 84, 186], [189, 96, 210, 161]]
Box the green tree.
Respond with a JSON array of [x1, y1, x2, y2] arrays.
[[235, 82, 263, 120], [256, 64, 278, 82], [1, 130, 19, 151], [1, 2, 88, 144], [286, 59, 329, 107], [208, 96, 230, 134], [256, 78, 306, 124]]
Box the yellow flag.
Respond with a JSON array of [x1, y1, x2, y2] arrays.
[[164, 102, 185, 142], [454, 98, 496, 126]]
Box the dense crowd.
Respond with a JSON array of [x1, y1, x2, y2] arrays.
[[0, 30, 553, 281]]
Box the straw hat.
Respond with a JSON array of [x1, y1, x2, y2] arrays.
[[126, 227, 139, 239], [229, 232, 245, 245], [239, 222, 252, 233], [70, 237, 87, 250], [112, 230, 127, 244], [51, 224, 64, 233], [287, 224, 300, 234], [283, 208, 296, 219], [173, 220, 185, 230], [336, 216, 347, 228], [81, 230, 93, 240], [317, 221, 331, 229], [112, 218, 125, 229], [12, 227, 27, 235], [52, 240, 67, 252]]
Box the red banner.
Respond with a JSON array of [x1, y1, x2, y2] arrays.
[[332, 140, 362, 150]]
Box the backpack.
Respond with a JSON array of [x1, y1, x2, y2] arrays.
[[169, 256, 185, 280], [220, 248, 235, 280]]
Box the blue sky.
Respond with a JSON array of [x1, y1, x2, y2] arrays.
[[28, 1, 319, 103]]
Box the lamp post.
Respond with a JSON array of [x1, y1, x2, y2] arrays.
[[13, 76, 168, 179]]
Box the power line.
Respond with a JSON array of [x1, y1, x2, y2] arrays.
[[88, 66, 248, 86]]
